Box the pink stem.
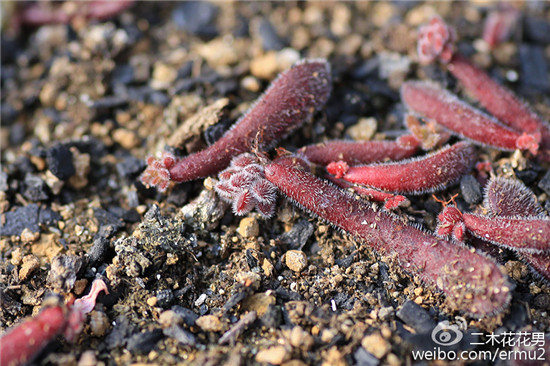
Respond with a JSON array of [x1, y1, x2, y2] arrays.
[[65, 279, 109, 341], [169, 59, 331, 182], [448, 54, 550, 158], [327, 141, 476, 194], [298, 134, 419, 166], [401, 81, 540, 154], [417, 15, 550, 160], [521, 253, 550, 282], [141, 59, 331, 190], [265, 156, 511, 317], [438, 204, 550, 254], [462, 214, 550, 254], [0, 305, 67, 366], [0, 279, 108, 366]]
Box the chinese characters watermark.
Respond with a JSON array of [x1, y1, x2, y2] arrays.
[[411, 321, 548, 362]]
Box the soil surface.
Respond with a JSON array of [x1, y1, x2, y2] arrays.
[[1, 2, 549, 365]]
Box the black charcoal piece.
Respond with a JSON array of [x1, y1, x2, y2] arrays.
[[47, 144, 75, 180], [396, 300, 436, 334]]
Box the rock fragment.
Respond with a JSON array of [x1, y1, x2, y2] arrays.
[[285, 250, 308, 272]]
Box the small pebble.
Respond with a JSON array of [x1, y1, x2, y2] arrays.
[[321, 328, 337, 343], [94, 208, 124, 232], [330, 4, 351, 37], [262, 259, 274, 277], [361, 333, 391, 359], [22, 174, 49, 201], [285, 250, 308, 272], [195, 293, 208, 307], [87, 236, 109, 264], [68, 147, 90, 189], [381, 327, 392, 339], [73, 279, 88, 295], [277, 48, 300, 69], [180, 189, 225, 230], [113, 129, 140, 150], [506, 70, 518, 82], [378, 306, 394, 321], [279, 219, 314, 249], [10, 248, 23, 266], [158, 310, 183, 328], [20, 228, 40, 243], [116, 156, 145, 180], [377, 52, 411, 83], [255, 346, 290, 365], [371, 2, 396, 28], [19, 255, 40, 280], [242, 292, 276, 316], [44, 170, 64, 195], [354, 347, 379, 366], [250, 52, 279, 79], [460, 174, 482, 204], [323, 347, 346, 365], [77, 351, 97, 366], [289, 326, 314, 350], [90, 310, 110, 337], [196, 314, 223, 332], [151, 62, 178, 90], [196, 39, 238, 67], [47, 254, 82, 292], [147, 296, 158, 307], [347, 117, 377, 141], [237, 217, 259, 238], [386, 353, 400, 366], [241, 76, 260, 92]]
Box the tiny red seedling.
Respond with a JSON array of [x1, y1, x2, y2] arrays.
[[417, 15, 550, 161], [0, 279, 108, 366]]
